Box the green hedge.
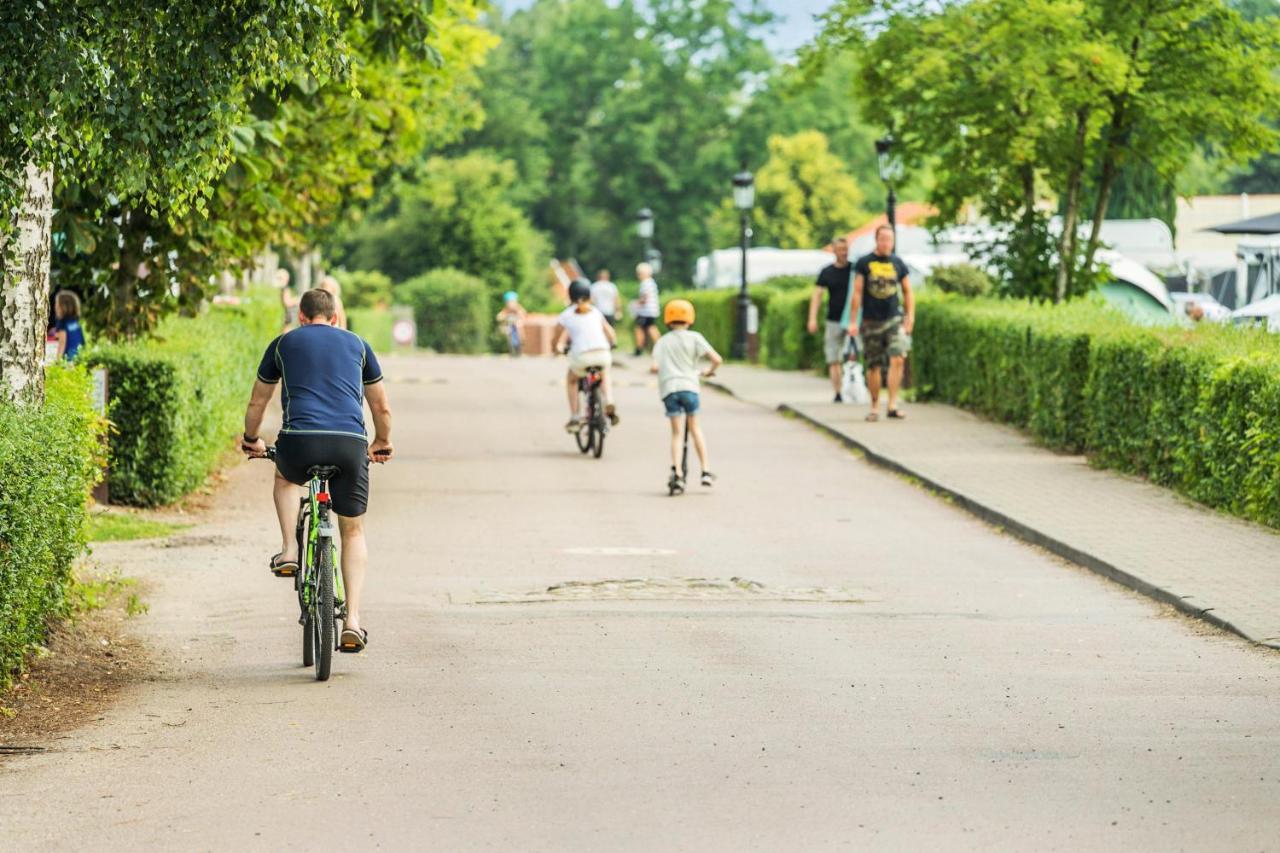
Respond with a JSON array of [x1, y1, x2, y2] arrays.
[[660, 289, 739, 356], [396, 268, 489, 353], [85, 296, 278, 506], [0, 365, 105, 686], [348, 307, 394, 353], [914, 294, 1280, 528], [760, 288, 825, 371]]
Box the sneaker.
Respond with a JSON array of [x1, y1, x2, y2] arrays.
[[606, 404, 620, 426], [668, 466, 685, 495], [565, 417, 583, 433], [833, 393, 843, 403], [700, 471, 716, 487]]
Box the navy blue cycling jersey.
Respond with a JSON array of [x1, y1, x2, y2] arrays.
[[256, 323, 383, 439]]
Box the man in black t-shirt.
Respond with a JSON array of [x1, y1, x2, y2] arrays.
[[851, 224, 915, 421], [806, 236, 855, 402]]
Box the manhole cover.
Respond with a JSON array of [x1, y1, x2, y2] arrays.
[[561, 547, 676, 557], [464, 576, 865, 604]]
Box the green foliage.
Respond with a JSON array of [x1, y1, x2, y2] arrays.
[[396, 269, 490, 354], [330, 153, 550, 310], [809, 0, 1280, 302], [925, 264, 995, 298], [762, 275, 817, 291], [760, 289, 827, 371], [457, 0, 774, 279], [0, 365, 105, 687], [660, 290, 741, 357], [84, 296, 278, 506], [336, 270, 395, 311], [46, 1, 496, 339], [348, 308, 395, 354], [710, 131, 869, 249], [913, 294, 1280, 527]]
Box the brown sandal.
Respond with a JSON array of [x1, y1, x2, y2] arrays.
[[865, 412, 879, 422], [339, 627, 368, 653], [887, 409, 907, 420], [269, 553, 298, 578]]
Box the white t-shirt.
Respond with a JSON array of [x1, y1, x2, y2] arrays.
[[558, 305, 611, 355], [636, 278, 660, 318], [590, 280, 619, 316], [653, 329, 714, 398]]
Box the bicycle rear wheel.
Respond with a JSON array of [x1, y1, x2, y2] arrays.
[[314, 537, 335, 681], [298, 506, 313, 667]]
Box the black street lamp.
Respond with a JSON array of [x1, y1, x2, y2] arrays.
[[875, 136, 903, 235], [636, 207, 655, 268], [732, 165, 755, 361]]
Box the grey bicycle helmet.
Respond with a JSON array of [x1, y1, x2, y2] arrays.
[[568, 278, 592, 302]]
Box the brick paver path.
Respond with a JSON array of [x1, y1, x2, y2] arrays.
[[713, 364, 1280, 648]]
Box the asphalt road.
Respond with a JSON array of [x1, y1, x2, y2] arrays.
[[2, 354, 1277, 851]]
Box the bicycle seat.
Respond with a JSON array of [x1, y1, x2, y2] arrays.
[[307, 465, 341, 480]]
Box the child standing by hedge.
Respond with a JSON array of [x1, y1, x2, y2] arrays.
[[650, 298, 722, 494], [53, 290, 86, 361]]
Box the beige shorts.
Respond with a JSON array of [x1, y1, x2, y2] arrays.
[[569, 349, 612, 377], [824, 321, 851, 365]]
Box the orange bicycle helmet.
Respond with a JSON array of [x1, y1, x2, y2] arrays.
[[663, 298, 695, 326]]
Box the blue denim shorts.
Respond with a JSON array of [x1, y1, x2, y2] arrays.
[[662, 391, 700, 417]]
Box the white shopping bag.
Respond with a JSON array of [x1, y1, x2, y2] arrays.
[[842, 360, 871, 405]]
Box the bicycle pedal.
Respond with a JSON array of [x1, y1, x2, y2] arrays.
[[272, 567, 296, 578]]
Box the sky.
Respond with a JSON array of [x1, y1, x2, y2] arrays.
[[492, 0, 833, 57]]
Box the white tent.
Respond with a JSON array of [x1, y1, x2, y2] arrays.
[[694, 248, 833, 289], [1231, 293, 1280, 332]]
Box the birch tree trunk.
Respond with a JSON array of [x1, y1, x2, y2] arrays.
[[1053, 111, 1090, 304], [0, 162, 53, 404]]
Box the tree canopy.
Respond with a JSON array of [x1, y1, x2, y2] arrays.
[[806, 0, 1280, 300], [455, 0, 775, 282]]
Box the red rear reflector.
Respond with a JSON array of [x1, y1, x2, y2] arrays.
[[316, 492, 331, 503]]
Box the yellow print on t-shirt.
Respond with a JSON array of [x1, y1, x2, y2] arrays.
[[866, 261, 899, 301]]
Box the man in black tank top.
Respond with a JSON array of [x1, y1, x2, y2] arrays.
[[851, 224, 915, 421]]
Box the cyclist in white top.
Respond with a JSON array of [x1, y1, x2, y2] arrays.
[[553, 279, 620, 431]]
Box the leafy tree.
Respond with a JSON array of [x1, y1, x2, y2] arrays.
[[710, 131, 868, 248], [807, 0, 1280, 301], [51, 1, 496, 339], [328, 152, 553, 309], [0, 1, 349, 400], [456, 0, 774, 281], [733, 51, 926, 212]]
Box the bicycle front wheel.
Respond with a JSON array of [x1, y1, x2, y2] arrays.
[[314, 538, 335, 681]]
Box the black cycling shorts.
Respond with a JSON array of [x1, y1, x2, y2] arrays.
[[275, 432, 370, 517], [635, 316, 657, 329]]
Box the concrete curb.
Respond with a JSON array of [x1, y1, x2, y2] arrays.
[[771, 403, 1276, 650]]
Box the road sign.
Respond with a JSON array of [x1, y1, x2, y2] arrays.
[[392, 319, 416, 346]]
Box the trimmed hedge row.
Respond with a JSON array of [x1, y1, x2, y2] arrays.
[[348, 307, 394, 353], [660, 286, 825, 372], [0, 366, 105, 686], [914, 295, 1280, 528], [86, 296, 278, 506], [396, 268, 490, 354]]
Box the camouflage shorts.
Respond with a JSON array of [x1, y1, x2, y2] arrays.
[[860, 317, 911, 367]]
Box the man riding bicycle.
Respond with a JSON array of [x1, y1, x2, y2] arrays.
[[240, 288, 393, 653]]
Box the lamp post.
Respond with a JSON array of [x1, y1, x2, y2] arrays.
[[732, 165, 755, 360], [636, 207, 654, 268], [875, 136, 903, 236]]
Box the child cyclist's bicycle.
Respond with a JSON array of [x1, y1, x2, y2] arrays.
[[258, 447, 348, 681], [573, 366, 608, 459]]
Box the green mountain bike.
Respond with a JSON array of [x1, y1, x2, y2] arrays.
[[263, 448, 344, 681]]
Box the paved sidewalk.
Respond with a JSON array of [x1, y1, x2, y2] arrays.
[[711, 364, 1280, 649]]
